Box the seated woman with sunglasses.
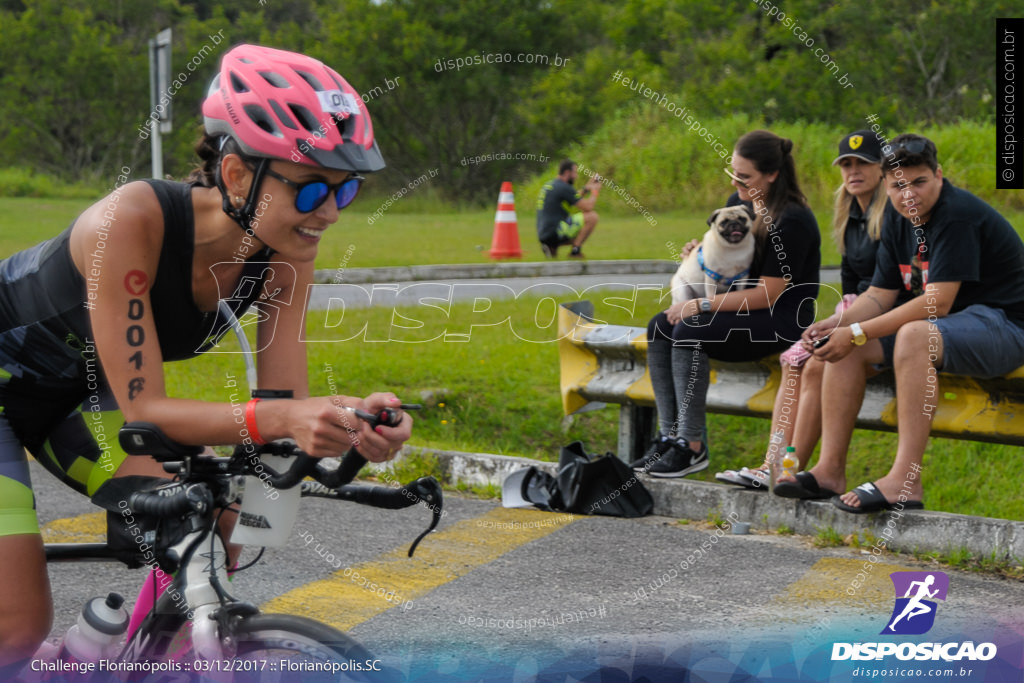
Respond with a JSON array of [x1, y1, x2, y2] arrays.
[[633, 130, 821, 479], [0, 44, 412, 675]]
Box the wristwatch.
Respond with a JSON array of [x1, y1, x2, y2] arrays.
[[700, 298, 712, 313], [850, 322, 867, 346]]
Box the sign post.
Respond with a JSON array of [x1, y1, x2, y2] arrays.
[[148, 28, 172, 178]]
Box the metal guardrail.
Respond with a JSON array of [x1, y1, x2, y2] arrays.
[[558, 301, 1024, 461]]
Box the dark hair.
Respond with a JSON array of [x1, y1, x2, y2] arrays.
[[186, 133, 251, 187], [882, 134, 938, 175], [558, 158, 576, 175], [734, 130, 807, 227]]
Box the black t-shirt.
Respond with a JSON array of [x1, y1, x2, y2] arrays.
[[840, 197, 881, 295], [535, 178, 579, 241], [872, 180, 1024, 327], [725, 191, 821, 323]]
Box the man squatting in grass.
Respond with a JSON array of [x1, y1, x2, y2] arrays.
[[782, 134, 1024, 513], [535, 158, 601, 258]]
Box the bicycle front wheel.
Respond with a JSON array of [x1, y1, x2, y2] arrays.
[[226, 613, 388, 682]]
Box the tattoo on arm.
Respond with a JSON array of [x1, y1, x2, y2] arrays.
[[126, 296, 146, 400], [128, 377, 146, 400]]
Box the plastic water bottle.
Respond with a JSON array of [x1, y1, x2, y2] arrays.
[[59, 593, 129, 662], [230, 451, 301, 547], [781, 446, 798, 480]]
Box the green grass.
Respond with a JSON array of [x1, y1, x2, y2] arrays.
[[162, 291, 1024, 522], [0, 167, 105, 200], [6, 197, 1024, 272], [814, 526, 845, 548]]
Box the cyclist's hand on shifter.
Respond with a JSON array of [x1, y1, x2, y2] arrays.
[[359, 393, 413, 462], [274, 394, 411, 460], [278, 395, 377, 459]]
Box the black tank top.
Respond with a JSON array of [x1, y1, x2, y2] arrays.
[[0, 179, 272, 389]]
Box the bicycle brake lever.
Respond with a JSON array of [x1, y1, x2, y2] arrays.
[[403, 477, 443, 558]]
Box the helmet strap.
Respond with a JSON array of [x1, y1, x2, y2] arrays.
[[215, 155, 271, 236]]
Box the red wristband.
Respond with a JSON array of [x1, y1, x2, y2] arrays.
[[245, 398, 266, 445]]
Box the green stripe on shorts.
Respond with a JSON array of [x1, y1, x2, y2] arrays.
[[82, 408, 129, 495], [0, 478, 39, 536]]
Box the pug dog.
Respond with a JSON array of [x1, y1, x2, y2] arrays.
[[670, 205, 757, 305]]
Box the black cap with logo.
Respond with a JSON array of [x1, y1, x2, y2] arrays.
[[832, 130, 883, 165]]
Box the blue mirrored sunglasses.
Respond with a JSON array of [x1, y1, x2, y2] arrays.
[[262, 167, 364, 213]]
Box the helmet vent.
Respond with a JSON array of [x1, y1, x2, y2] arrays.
[[258, 70, 290, 88], [293, 69, 325, 91], [229, 72, 250, 93], [244, 104, 282, 137], [330, 113, 351, 137], [269, 100, 299, 130], [288, 104, 321, 133]]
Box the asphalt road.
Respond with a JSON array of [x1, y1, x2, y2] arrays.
[[303, 270, 844, 311], [29, 458, 1024, 682], [304, 274, 675, 311]]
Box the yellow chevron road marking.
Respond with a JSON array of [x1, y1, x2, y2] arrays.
[[772, 556, 914, 611], [262, 507, 579, 631], [40, 511, 107, 543]]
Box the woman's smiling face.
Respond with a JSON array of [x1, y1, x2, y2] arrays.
[[729, 153, 777, 203]]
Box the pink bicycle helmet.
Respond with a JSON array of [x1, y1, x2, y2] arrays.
[[203, 44, 384, 173]]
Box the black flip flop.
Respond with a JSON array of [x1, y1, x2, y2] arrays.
[[773, 471, 840, 500], [831, 482, 925, 514]]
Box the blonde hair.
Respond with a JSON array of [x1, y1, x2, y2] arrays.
[[832, 177, 886, 254]]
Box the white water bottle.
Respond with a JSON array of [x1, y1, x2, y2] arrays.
[[59, 593, 129, 662], [230, 451, 301, 547]]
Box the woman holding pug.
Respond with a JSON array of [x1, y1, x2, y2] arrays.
[[717, 130, 896, 493], [637, 130, 820, 478]]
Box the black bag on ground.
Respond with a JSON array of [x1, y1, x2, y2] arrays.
[[557, 441, 653, 517], [502, 441, 653, 518], [500, 466, 563, 512]]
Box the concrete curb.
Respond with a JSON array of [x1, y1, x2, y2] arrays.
[[397, 446, 1024, 560], [317, 261, 842, 284], [314, 260, 678, 284]]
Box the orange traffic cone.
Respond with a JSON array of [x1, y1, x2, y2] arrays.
[[488, 181, 522, 259]]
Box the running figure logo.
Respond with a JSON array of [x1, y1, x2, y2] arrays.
[[882, 571, 949, 635]]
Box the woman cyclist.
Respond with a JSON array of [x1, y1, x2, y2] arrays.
[[0, 44, 411, 674]]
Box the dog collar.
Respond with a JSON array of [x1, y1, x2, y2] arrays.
[[698, 246, 749, 285]]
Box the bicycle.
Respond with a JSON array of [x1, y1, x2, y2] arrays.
[[41, 404, 442, 681]]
